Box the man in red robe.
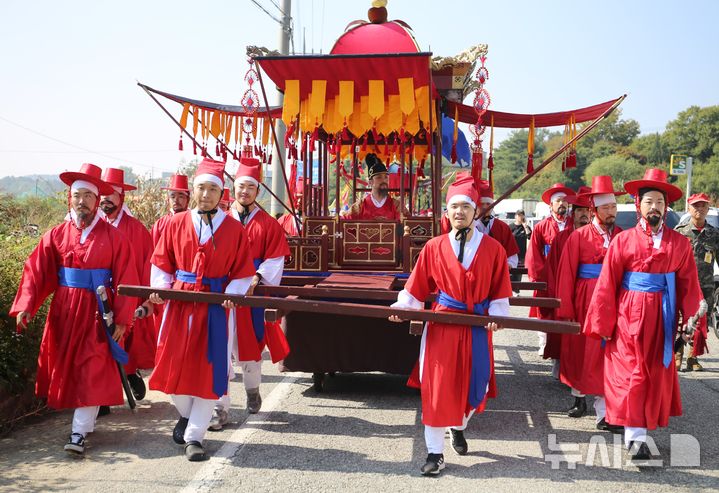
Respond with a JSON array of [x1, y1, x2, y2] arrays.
[[209, 156, 291, 430], [343, 153, 404, 220], [554, 177, 624, 429], [147, 158, 256, 461], [525, 183, 575, 373], [542, 186, 592, 370], [585, 168, 705, 463], [151, 174, 190, 245], [99, 167, 155, 403], [390, 173, 513, 476], [11, 163, 139, 455]]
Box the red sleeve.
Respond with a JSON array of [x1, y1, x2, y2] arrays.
[[555, 232, 580, 321], [151, 216, 178, 275], [488, 242, 514, 301], [525, 220, 546, 282], [10, 229, 59, 320], [229, 225, 258, 281], [493, 221, 520, 257], [440, 215, 450, 234], [545, 231, 567, 299], [404, 241, 437, 302], [262, 216, 291, 259], [585, 233, 625, 339], [110, 230, 141, 326]]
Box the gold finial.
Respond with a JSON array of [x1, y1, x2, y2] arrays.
[[403, 225, 411, 236], [368, 0, 388, 23], [321, 225, 329, 235]]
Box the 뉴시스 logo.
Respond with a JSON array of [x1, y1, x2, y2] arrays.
[[544, 433, 700, 469]]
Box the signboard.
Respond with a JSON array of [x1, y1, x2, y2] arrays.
[[670, 154, 687, 175]]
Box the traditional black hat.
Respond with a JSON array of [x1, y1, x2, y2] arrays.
[[365, 153, 388, 179]]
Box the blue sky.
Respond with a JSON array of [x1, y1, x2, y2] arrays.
[[1, 0, 717, 178]]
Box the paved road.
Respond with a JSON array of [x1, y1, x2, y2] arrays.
[[2, 303, 718, 492]]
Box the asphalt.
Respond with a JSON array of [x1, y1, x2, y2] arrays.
[[1, 300, 718, 493]]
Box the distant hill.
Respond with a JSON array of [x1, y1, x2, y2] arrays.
[[0, 175, 65, 198]]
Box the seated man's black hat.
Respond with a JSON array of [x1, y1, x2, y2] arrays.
[[365, 153, 388, 179]]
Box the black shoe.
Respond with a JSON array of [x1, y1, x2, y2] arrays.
[[596, 418, 624, 434], [127, 371, 147, 400], [64, 433, 86, 455], [450, 429, 468, 455], [420, 453, 445, 476], [173, 417, 189, 445], [184, 441, 207, 461], [567, 397, 587, 418], [97, 405, 111, 417], [628, 441, 652, 464]]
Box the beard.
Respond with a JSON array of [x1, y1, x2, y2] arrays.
[[601, 215, 616, 226], [555, 206, 567, 217], [578, 216, 590, 226], [100, 201, 118, 216], [376, 183, 389, 198], [171, 203, 187, 213], [646, 213, 662, 227]]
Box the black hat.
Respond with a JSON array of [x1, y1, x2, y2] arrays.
[[365, 153, 388, 179]]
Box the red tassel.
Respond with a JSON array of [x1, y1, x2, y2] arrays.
[[450, 141, 458, 164], [526, 153, 534, 173], [193, 141, 197, 155], [487, 154, 494, 170], [471, 151, 483, 186], [561, 155, 566, 172], [361, 134, 368, 152], [383, 139, 389, 157], [202, 144, 207, 157], [178, 136, 184, 151], [215, 142, 220, 156], [300, 133, 307, 155], [567, 150, 577, 169]]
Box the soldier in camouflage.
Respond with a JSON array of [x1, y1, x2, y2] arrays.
[[674, 193, 719, 371]]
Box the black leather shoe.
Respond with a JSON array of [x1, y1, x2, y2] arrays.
[[127, 371, 147, 400], [173, 417, 189, 445], [450, 429, 468, 455], [567, 397, 587, 418], [596, 418, 624, 434], [420, 453, 445, 476], [629, 441, 652, 464], [184, 441, 207, 461], [97, 405, 111, 417]]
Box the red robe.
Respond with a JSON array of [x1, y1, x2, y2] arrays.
[[585, 225, 704, 429], [404, 234, 513, 427], [345, 195, 401, 220], [525, 215, 573, 318], [109, 212, 156, 372], [232, 208, 292, 362], [149, 211, 255, 399], [278, 213, 300, 237], [150, 212, 175, 246], [555, 223, 622, 395], [542, 226, 575, 359], [10, 219, 139, 409]]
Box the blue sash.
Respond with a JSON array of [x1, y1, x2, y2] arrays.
[[57, 267, 128, 365], [176, 269, 229, 397], [250, 259, 265, 343], [577, 263, 602, 279], [436, 291, 491, 408], [621, 271, 676, 368], [543, 244, 551, 257]]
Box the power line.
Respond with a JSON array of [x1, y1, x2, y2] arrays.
[[249, 0, 282, 24], [0, 114, 174, 171]]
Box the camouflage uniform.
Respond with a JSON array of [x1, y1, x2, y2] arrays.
[[674, 220, 719, 370]]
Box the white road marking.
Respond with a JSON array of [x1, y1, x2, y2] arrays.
[[180, 375, 301, 492]]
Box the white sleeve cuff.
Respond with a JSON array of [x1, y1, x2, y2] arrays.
[[256, 256, 285, 287], [507, 254, 519, 269], [488, 297, 510, 317], [150, 265, 173, 289], [225, 276, 254, 296], [391, 289, 424, 310]]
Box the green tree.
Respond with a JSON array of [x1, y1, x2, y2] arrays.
[[583, 155, 645, 203], [663, 105, 719, 163]]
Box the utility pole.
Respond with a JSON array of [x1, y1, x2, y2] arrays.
[[270, 0, 291, 216], [685, 156, 693, 210]]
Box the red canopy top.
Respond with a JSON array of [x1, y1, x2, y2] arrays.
[[254, 53, 432, 101], [446, 96, 624, 128], [330, 20, 420, 55]]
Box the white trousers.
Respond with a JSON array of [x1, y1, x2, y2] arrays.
[[72, 406, 100, 436], [215, 360, 262, 411], [625, 426, 648, 447], [424, 409, 477, 454], [171, 394, 216, 443]]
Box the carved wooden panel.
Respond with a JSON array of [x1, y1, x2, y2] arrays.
[[304, 217, 336, 266], [285, 237, 327, 272], [340, 221, 399, 266], [403, 217, 434, 238]]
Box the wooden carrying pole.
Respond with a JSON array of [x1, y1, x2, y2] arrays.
[[118, 285, 579, 335]]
